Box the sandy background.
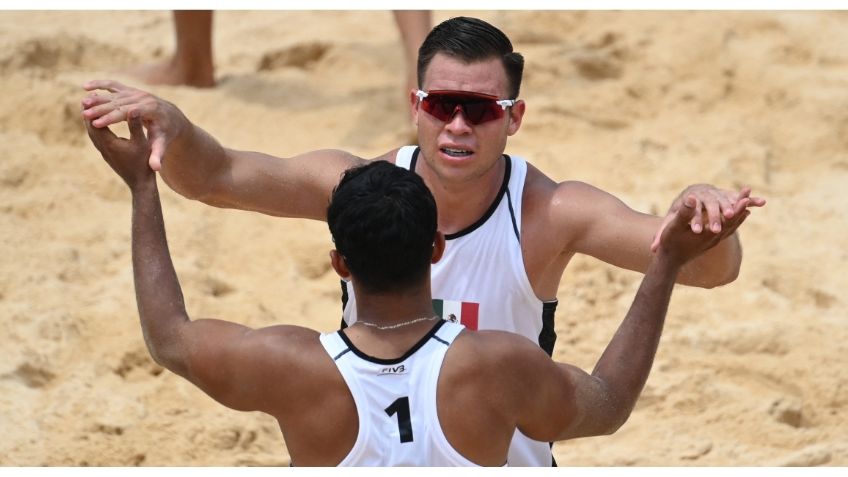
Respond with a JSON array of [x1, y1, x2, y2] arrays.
[[0, 10, 846, 466]]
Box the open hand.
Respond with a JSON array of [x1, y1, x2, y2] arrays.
[[650, 184, 766, 253], [656, 193, 752, 265], [81, 79, 186, 172]]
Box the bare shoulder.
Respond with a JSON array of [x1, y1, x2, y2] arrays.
[[372, 147, 403, 163], [244, 324, 327, 368], [524, 163, 611, 215], [450, 329, 552, 377], [521, 162, 616, 248], [307, 147, 402, 169]]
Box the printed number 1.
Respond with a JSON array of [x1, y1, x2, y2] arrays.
[[385, 396, 413, 443]]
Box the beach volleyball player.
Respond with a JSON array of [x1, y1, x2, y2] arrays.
[[81, 16, 765, 465], [85, 112, 754, 465]]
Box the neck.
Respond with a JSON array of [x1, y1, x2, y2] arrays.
[[418, 155, 505, 235], [352, 281, 436, 330]]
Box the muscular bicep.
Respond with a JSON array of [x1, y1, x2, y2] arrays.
[[200, 148, 369, 220], [555, 181, 661, 276], [178, 319, 316, 414]]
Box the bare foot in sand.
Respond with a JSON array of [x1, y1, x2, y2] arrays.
[[124, 56, 215, 88]]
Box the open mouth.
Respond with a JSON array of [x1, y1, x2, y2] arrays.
[[441, 147, 473, 158]]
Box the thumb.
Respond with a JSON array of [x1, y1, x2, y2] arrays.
[[674, 195, 698, 228], [149, 135, 165, 171]]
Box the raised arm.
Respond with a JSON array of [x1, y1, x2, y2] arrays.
[[81, 79, 369, 220], [514, 194, 753, 442], [85, 111, 318, 415], [550, 178, 765, 288]]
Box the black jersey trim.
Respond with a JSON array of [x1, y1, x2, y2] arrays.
[[339, 280, 349, 330], [432, 334, 450, 346], [538, 300, 559, 357], [404, 147, 513, 242], [337, 319, 447, 365], [334, 348, 352, 361], [505, 185, 520, 243], [445, 155, 512, 241], [408, 146, 420, 171]]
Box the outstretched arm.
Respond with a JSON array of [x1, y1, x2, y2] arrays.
[[81, 80, 368, 220], [85, 112, 315, 414], [516, 194, 753, 442], [557, 180, 765, 288]]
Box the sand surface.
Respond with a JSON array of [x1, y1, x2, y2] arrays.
[[1, 10, 846, 466]]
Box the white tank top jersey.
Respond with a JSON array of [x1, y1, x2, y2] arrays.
[[340, 146, 559, 466], [319, 320, 480, 466]]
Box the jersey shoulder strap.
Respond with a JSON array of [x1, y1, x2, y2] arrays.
[[395, 146, 419, 170]]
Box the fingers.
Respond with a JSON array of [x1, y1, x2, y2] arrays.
[[81, 81, 148, 128], [80, 92, 112, 109], [690, 197, 704, 233], [83, 79, 128, 93], [83, 116, 118, 145], [128, 110, 146, 143], [83, 95, 144, 128], [716, 208, 751, 242], [733, 186, 766, 208]]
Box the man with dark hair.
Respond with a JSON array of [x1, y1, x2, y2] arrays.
[[327, 161, 438, 293], [82, 15, 765, 465], [85, 113, 752, 466]]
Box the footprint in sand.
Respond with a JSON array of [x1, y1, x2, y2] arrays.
[[0, 33, 137, 76], [7, 361, 56, 388], [257, 42, 331, 71], [113, 348, 164, 380]]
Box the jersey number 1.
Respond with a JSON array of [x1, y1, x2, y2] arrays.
[[385, 396, 413, 443]]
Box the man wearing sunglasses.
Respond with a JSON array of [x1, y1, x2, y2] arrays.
[[86, 115, 751, 465], [81, 16, 765, 466]]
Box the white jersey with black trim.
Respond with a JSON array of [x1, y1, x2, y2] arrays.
[[319, 320, 480, 466], [341, 146, 559, 466]]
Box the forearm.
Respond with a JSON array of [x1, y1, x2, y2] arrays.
[[590, 252, 680, 431], [159, 122, 230, 202], [131, 179, 190, 376], [677, 231, 741, 288]]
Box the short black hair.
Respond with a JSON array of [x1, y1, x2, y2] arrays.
[[327, 161, 437, 294], [418, 16, 524, 99]]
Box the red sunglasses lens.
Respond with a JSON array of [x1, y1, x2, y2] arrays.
[[421, 92, 505, 125]]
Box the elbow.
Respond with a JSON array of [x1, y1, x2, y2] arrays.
[[595, 402, 634, 436], [146, 344, 189, 378], [684, 255, 741, 289], [592, 381, 638, 436], [140, 323, 189, 378], [704, 260, 741, 289], [603, 409, 632, 435], [158, 171, 207, 202], [718, 262, 741, 287]]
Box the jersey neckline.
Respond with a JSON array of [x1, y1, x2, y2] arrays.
[[408, 147, 513, 241], [338, 319, 448, 365]]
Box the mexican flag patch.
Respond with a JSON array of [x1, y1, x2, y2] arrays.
[[432, 299, 479, 330]]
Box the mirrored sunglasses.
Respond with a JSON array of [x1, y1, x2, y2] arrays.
[[416, 90, 516, 125]]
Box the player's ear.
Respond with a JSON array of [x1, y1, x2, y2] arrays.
[[330, 250, 351, 279], [507, 100, 525, 136], [431, 231, 445, 264], [410, 89, 421, 127]]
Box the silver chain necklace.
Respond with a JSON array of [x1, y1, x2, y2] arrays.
[[355, 315, 440, 331]]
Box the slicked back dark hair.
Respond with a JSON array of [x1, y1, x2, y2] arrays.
[[417, 16, 524, 99], [327, 161, 437, 294]]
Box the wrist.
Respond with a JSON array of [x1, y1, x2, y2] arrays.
[[650, 249, 684, 278], [129, 175, 158, 196]]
